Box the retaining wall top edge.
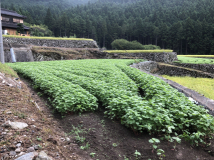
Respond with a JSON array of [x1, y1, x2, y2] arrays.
[[3, 37, 94, 42]]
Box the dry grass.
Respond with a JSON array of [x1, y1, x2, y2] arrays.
[[178, 55, 214, 57], [3, 35, 93, 41], [106, 50, 173, 53], [162, 75, 214, 100]]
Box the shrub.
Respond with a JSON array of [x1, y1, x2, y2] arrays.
[[111, 39, 160, 50]]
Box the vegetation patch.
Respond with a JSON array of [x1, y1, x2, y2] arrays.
[[162, 76, 214, 100], [7, 59, 214, 147], [3, 35, 93, 41], [175, 56, 214, 64], [106, 50, 173, 53], [0, 63, 18, 77], [178, 55, 214, 58], [111, 39, 161, 50]]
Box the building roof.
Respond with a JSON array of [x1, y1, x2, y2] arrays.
[[1, 8, 27, 19], [2, 22, 30, 30]]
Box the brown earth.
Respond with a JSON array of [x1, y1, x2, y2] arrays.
[[1, 73, 214, 160], [31, 47, 105, 61], [0, 74, 84, 160]]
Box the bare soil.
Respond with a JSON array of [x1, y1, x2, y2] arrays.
[[1, 74, 214, 160]]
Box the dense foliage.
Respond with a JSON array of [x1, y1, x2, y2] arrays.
[[2, 0, 214, 54], [8, 59, 214, 145], [24, 23, 53, 37], [111, 39, 160, 50]]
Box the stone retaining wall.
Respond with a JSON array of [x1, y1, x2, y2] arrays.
[[3, 37, 98, 48], [173, 63, 214, 74], [105, 52, 177, 63], [157, 63, 214, 78]]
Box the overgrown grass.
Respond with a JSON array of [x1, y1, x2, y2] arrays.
[[0, 63, 18, 77], [3, 35, 93, 41], [106, 50, 173, 53], [175, 56, 214, 64], [178, 55, 214, 57], [162, 75, 214, 100]]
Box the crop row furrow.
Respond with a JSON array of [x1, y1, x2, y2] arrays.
[[11, 65, 98, 113], [8, 59, 214, 145]]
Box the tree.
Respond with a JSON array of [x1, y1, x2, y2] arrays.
[[44, 8, 54, 30], [17, 23, 24, 34]]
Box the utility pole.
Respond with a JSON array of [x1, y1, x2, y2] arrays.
[[0, 3, 5, 64]]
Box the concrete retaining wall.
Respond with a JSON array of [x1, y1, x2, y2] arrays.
[[3, 44, 34, 62]]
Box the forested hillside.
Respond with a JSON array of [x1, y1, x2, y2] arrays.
[[2, 0, 214, 54]]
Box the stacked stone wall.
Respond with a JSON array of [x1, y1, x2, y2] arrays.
[[105, 52, 178, 63], [3, 37, 98, 48]]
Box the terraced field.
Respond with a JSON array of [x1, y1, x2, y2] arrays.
[[162, 76, 214, 100], [176, 56, 214, 64], [7, 59, 214, 147]]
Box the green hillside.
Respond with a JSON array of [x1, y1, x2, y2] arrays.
[[2, 0, 214, 54]]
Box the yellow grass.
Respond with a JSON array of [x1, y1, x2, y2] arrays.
[[106, 50, 173, 53], [3, 35, 93, 41], [178, 55, 214, 57], [162, 75, 214, 100]]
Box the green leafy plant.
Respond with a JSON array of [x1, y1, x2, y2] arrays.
[[134, 150, 141, 159], [36, 137, 42, 141], [157, 149, 165, 160], [80, 142, 90, 150], [169, 135, 181, 150], [90, 152, 96, 157], [149, 138, 160, 152], [112, 143, 117, 147]]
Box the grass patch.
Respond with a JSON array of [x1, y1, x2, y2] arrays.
[[162, 75, 214, 100], [106, 50, 173, 53], [0, 63, 18, 77], [3, 35, 93, 41], [178, 55, 214, 58], [175, 56, 214, 64]]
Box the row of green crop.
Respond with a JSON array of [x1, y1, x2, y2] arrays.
[[11, 65, 98, 113], [8, 59, 214, 145], [116, 64, 214, 144], [35, 61, 139, 93]]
